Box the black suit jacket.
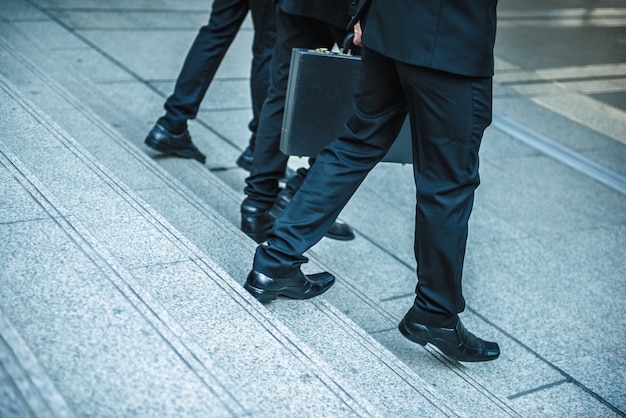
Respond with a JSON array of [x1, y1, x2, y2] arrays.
[[279, 0, 355, 29], [353, 0, 498, 77]]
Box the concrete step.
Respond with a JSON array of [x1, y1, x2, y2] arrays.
[[0, 74, 392, 417], [0, 20, 459, 418], [0, 310, 75, 417]]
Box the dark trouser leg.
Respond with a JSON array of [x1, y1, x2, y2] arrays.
[[253, 47, 407, 278], [243, 10, 348, 209], [396, 65, 492, 327], [246, 0, 276, 148], [159, 0, 249, 133]]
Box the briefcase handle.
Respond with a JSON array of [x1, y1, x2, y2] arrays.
[[342, 33, 361, 56]]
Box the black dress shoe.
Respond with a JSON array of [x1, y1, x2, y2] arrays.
[[269, 188, 355, 241], [236, 145, 254, 171], [244, 269, 335, 302], [144, 123, 206, 163], [324, 221, 356, 241], [241, 204, 275, 243], [399, 315, 500, 362]]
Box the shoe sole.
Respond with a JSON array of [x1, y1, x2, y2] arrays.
[[243, 284, 328, 302], [144, 136, 206, 163], [244, 274, 335, 303], [243, 283, 278, 302], [399, 319, 500, 362], [324, 230, 355, 241]]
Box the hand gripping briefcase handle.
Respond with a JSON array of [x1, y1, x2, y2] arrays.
[[280, 46, 412, 164]]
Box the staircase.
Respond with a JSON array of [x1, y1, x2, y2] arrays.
[[2, 1, 625, 417], [0, 6, 472, 417]]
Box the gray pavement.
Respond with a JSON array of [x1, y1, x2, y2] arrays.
[[1, 0, 625, 417]]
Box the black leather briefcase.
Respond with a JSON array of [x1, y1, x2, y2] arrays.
[[280, 48, 412, 164]]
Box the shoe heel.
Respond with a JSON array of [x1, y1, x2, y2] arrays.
[[240, 208, 274, 243], [244, 283, 277, 302], [398, 320, 428, 346], [144, 134, 167, 153]]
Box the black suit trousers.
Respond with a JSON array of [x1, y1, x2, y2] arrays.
[[254, 47, 493, 326], [243, 9, 349, 209], [159, 0, 276, 140]]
